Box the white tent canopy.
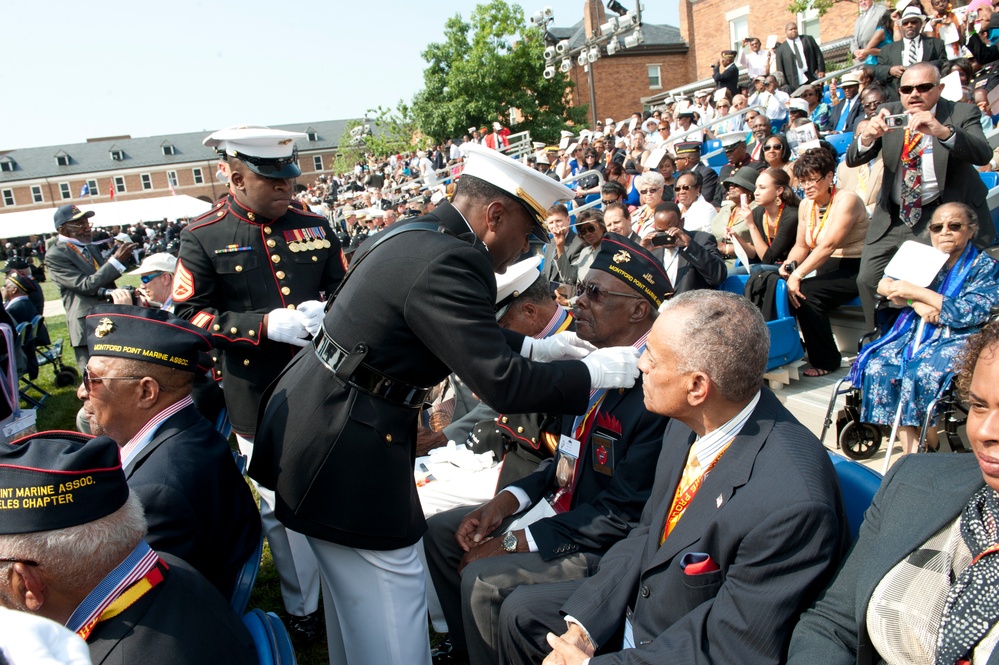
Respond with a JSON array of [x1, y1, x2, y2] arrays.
[[0, 195, 213, 238]]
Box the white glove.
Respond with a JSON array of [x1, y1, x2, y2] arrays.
[[521, 331, 596, 362], [266, 308, 310, 347], [582, 347, 641, 390], [296, 300, 326, 337]]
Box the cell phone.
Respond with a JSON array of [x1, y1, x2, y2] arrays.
[[651, 232, 677, 247], [740, 194, 748, 208], [884, 113, 909, 129]]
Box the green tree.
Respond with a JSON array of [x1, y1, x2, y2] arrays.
[[331, 120, 367, 175], [412, 0, 587, 145], [363, 102, 430, 158]]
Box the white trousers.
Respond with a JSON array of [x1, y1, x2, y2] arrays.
[[307, 537, 431, 665], [236, 434, 321, 617]]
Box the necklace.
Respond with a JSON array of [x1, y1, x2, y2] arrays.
[[726, 204, 741, 229], [764, 202, 785, 244], [807, 188, 835, 250]]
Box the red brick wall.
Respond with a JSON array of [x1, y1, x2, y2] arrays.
[[567, 51, 691, 122], [0, 150, 339, 212], [683, 0, 859, 80]]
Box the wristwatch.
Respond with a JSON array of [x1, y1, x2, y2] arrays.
[[501, 531, 518, 553]]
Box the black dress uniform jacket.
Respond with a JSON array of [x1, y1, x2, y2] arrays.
[[124, 403, 262, 598], [250, 202, 591, 551], [172, 194, 346, 436], [86, 552, 256, 665]]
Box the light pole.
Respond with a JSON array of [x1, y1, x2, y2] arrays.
[[534, 1, 645, 128]]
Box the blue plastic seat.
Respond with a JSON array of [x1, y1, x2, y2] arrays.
[[703, 139, 727, 167], [721, 274, 805, 371], [828, 451, 882, 542], [770, 118, 786, 134], [824, 132, 853, 161], [230, 533, 264, 615], [243, 608, 297, 665], [980, 171, 998, 190]]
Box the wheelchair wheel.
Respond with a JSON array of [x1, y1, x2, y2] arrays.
[[839, 421, 882, 460], [55, 370, 78, 388]]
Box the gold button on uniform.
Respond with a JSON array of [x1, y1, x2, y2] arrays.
[[247, 212, 256, 221], [230, 327, 238, 334], [281, 287, 291, 295], [517, 426, 524, 433], [235, 265, 243, 272], [276, 271, 286, 279], [213, 324, 221, 331], [287, 304, 296, 310], [243, 359, 250, 366], [267, 239, 276, 248], [264, 226, 272, 235], [217, 211, 224, 217], [385, 434, 393, 442], [501, 417, 509, 424], [271, 255, 281, 264], [312, 256, 318, 262], [248, 330, 255, 337]]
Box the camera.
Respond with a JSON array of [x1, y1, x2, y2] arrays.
[[97, 285, 139, 304], [884, 113, 909, 129], [782, 260, 798, 276], [651, 232, 677, 247]]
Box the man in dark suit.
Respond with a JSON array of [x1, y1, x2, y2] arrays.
[[829, 71, 865, 133], [673, 143, 720, 206], [775, 22, 825, 89], [874, 7, 947, 99], [543, 204, 585, 285], [712, 50, 740, 97], [642, 202, 727, 295], [424, 234, 672, 665], [3, 273, 41, 379], [44, 205, 136, 368], [250, 144, 644, 665], [497, 290, 850, 665], [846, 62, 993, 328], [0, 431, 256, 664], [78, 305, 260, 598], [4, 256, 48, 345]]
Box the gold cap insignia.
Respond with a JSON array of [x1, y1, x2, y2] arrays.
[[95, 318, 115, 338], [613, 250, 632, 264], [643, 273, 654, 282]]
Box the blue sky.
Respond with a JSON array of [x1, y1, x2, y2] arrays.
[[1, 0, 678, 150]]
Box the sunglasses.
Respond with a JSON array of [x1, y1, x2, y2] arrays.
[[863, 100, 883, 109], [675, 185, 696, 192], [601, 198, 618, 205], [140, 272, 164, 284], [575, 282, 643, 302], [577, 224, 600, 235], [929, 222, 967, 233], [83, 366, 143, 392], [763, 144, 783, 151], [802, 92, 816, 98], [899, 83, 937, 95], [639, 188, 661, 195]]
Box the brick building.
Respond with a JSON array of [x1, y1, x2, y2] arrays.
[[679, 0, 859, 83], [0, 119, 359, 215]]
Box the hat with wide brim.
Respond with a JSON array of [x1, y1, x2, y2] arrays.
[[723, 166, 761, 193]]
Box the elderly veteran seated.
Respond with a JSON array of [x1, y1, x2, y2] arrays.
[[424, 234, 672, 665], [498, 291, 849, 665], [849, 203, 999, 454], [789, 320, 999, 665], [0, 432, 255, 664], [77, 305, 261, 598]]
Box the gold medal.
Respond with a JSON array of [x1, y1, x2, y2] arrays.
[[289, 242, 300, 253], [323, 239, 331, 249], [305, 241, 315, 251]]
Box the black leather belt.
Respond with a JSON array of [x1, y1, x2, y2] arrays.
[[314, 332, 430, 408]]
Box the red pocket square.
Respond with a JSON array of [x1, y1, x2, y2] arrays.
[[681, 552, 719, 575]]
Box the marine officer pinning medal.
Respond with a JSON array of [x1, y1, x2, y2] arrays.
[[250, 144, 642, 665], [171, 126, 347, 643]]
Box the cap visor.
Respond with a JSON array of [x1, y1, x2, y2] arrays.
[[245, 162, 302, 179]]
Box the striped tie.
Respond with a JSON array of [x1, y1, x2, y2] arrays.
[[906, 38, 917, 66]]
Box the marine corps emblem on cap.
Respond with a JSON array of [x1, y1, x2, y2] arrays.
[[613, 250, 632, 264], [94, 318, 115, 338]]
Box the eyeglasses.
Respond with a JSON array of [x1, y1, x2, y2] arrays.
[[601, 198, 618, 205], [763, 144, 783, 151], [140, 272, 164, 284], [575, 282, 643, 302], [576, 224, 600, 235], [83, 367, 144, 392], [639, 188, 661, 195], [900, 18, 923, 26], [929, 222, 967, 233], [899, 83, 937, 95], [799, 176, 826, 187], [862, 100, 884, 109], [0, 557, 38, 567], [802, 91, 817, 98], [675, 185, 697, 192]]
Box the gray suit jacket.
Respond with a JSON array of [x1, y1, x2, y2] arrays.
[[874, 38, 947, 98], [44, 241, 121, 347], [560, 389, 849, 664], [788, 454, 999, 665], [845, 99, 994, 245]]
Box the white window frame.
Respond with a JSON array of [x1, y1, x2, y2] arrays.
[[59, 182, 72, 199], [31, 185, 43, 203], [0, 160, 13, 172], [726, 6, 751, 51], [167, 171, 178, 187], [192, 167, 204, 184], [114, 176, 126, 193], [2, 189, 13, 206], [647, 64, 662, 89], [798, 7, 821, 40], [141, 173, 153, 190], [162, 145, 176, 156], [313, 155, 324, 171], [55, 155, 70, 166], [87, 179, 99, 196]]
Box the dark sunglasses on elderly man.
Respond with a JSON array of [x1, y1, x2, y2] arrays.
[[899, 83, 937, 95], [575, 282, 642, 302]]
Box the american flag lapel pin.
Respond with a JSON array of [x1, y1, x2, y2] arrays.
[[716, 494, 723, 508]]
